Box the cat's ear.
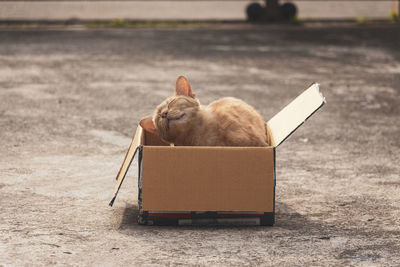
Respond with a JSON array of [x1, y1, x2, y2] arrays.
[[139, 116, 158, 135], [175, 76, 195, 98]]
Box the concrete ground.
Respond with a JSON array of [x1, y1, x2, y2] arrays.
[[0, 24, 399, 266]]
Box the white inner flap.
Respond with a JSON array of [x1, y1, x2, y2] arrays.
[[266, 83, 325, 147]]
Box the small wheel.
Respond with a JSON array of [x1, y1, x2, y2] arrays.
[[246, 3, 265, 22], [280, 2, 297, 20]]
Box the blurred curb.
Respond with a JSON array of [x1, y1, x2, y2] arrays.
[[0, 19, 398, 30]]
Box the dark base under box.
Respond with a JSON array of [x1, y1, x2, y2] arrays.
[[138, 211, 274, 226]]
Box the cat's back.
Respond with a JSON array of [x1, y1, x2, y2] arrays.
[[207, 97, 268, 146], [208, 97, 261, 119], [209, 97, 248, 112]]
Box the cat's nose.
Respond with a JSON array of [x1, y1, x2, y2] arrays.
[[161, 111, 168, 118]]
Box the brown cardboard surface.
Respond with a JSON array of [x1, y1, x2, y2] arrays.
[[141, 146, 274, 212], [267, 83, 325, 147]]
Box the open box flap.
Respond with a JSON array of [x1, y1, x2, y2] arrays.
[[266, 83, 325, 147], [109, 126, 143, 206]]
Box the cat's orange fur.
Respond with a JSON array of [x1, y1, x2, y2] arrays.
[[140, 76, 270, 146]]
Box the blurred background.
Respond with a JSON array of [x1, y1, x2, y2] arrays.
[[0, 0, 399, 22]]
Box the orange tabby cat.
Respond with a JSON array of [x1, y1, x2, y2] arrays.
[[140, 76, 270, 146]]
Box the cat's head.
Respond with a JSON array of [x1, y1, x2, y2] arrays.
[[140, 76, 200, 143]]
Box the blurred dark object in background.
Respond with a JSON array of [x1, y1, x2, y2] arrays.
[[246, 2, 265, 22], [246, 0, 298, 22], [280, 2, 298, 20], [265, 0, 281, 21]]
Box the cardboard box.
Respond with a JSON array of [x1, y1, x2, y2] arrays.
[[110, 83, 325, 226]]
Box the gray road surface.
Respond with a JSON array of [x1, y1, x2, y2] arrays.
[[0, 24, 400, 265]]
